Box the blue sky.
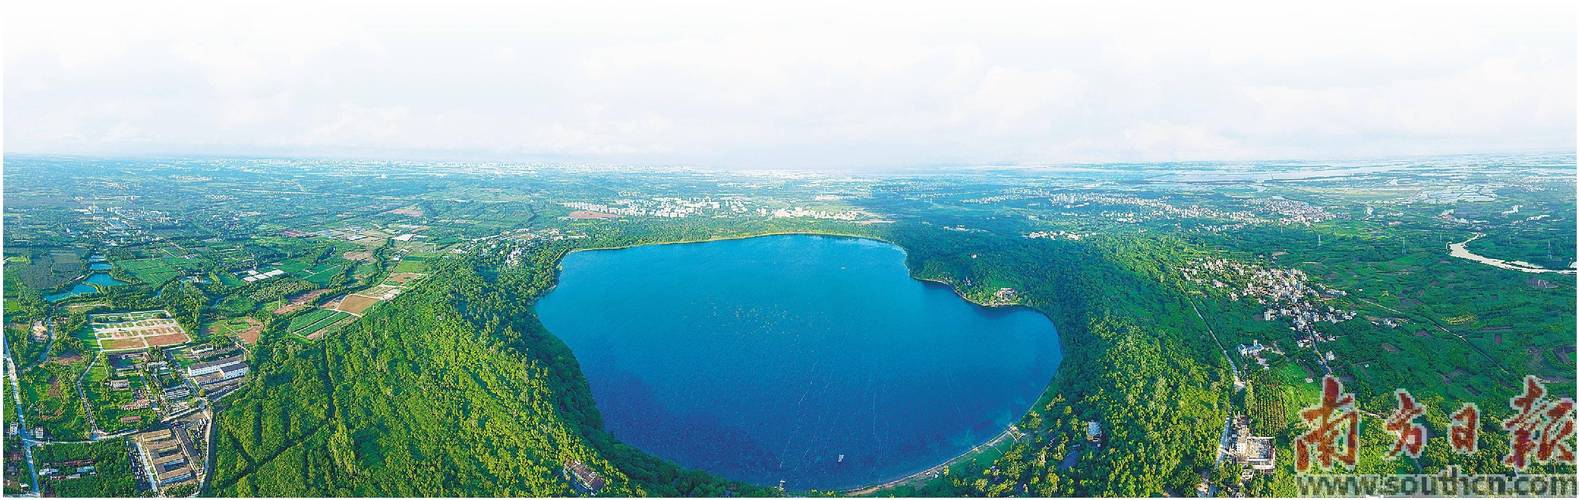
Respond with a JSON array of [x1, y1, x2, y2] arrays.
[[4, 0, 1575, 169]]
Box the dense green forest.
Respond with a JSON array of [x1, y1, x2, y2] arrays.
[[860, 223, 1235, 496], [208, 254, 777, 496], [207, 218, 1248, 496]]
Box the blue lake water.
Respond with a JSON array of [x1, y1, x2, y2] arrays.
[[535, 235, 1062, 490], [44, 272, 128, 302]]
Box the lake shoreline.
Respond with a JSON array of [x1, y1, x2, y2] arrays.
[[538, 231, 1061, 493], [556, 230, 1041, 313]]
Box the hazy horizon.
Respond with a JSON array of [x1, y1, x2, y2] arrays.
[[6, 0, 1576, 170]]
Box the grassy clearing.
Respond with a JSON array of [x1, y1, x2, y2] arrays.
[[19, 358, 90, 441], [114, 257, 181, 285]]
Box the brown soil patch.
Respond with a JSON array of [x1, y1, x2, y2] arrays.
[[100, 338, 144, 351], [1380, 343, 1399, 353], [385, 272, 423, 284], [66, 302, 108, 314], [145, 333, 191, 348], [342, 251, 374, 262], [387, 206, 425, 217], [337, 295, 380, 315], [364, 285, 401, 300], [235, 318, 263, 345], [274, 289, 330, 315], [570, 210, 619, 220]]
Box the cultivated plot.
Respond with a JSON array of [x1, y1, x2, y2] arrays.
[[88, 310, 192, 352]]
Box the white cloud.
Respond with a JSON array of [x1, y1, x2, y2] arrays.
[[4, 0, 1574, 169]]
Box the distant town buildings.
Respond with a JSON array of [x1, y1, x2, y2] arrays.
[[1025, 230, 1084, 241]]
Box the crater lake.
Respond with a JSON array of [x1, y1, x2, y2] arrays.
[[535, 235, 1062, 490]]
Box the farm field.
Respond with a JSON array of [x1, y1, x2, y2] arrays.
[[271, 288, 329, 315], [389, 254, 434, 274], [207, 317, 264, 345], [382, 272, 425, 286], [9, 250, 85, 290], [113, 257, 182, 285], [286, 308, 352, 339], [277, 256, 352, 286], [332, 294, 380, 315], [88, 310, 191, 352]]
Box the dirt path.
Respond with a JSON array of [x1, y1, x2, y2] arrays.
[[841, 425, 1022, 496], [77, 353, 102, 437]]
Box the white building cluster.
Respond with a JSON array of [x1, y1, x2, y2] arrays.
[[1183, 258, 1356, 348], [1024, 230, 1085, 241], [1245, 198, 1338, 226]]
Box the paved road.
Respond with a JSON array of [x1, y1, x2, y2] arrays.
[[1214, 415, 1234, 466], [197, 404, 214, 497], [34, 319, 55, 365], [76, 354, 102, 437], [1188, 299, 1240, 383], [4, 336, 43, 495]]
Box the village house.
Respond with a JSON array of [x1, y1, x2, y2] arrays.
[[1086, 421, 1104, 447], [564, 461, 606, 493], [993, 287, 1020, 303]]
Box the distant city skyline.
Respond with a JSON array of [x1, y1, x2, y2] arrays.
[[5, 0, 1576, 170]]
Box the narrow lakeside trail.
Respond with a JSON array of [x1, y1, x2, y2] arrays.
[[840, 425, 1021, 496]]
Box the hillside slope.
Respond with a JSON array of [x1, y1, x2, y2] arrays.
[[209, 263, 631, 496]]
